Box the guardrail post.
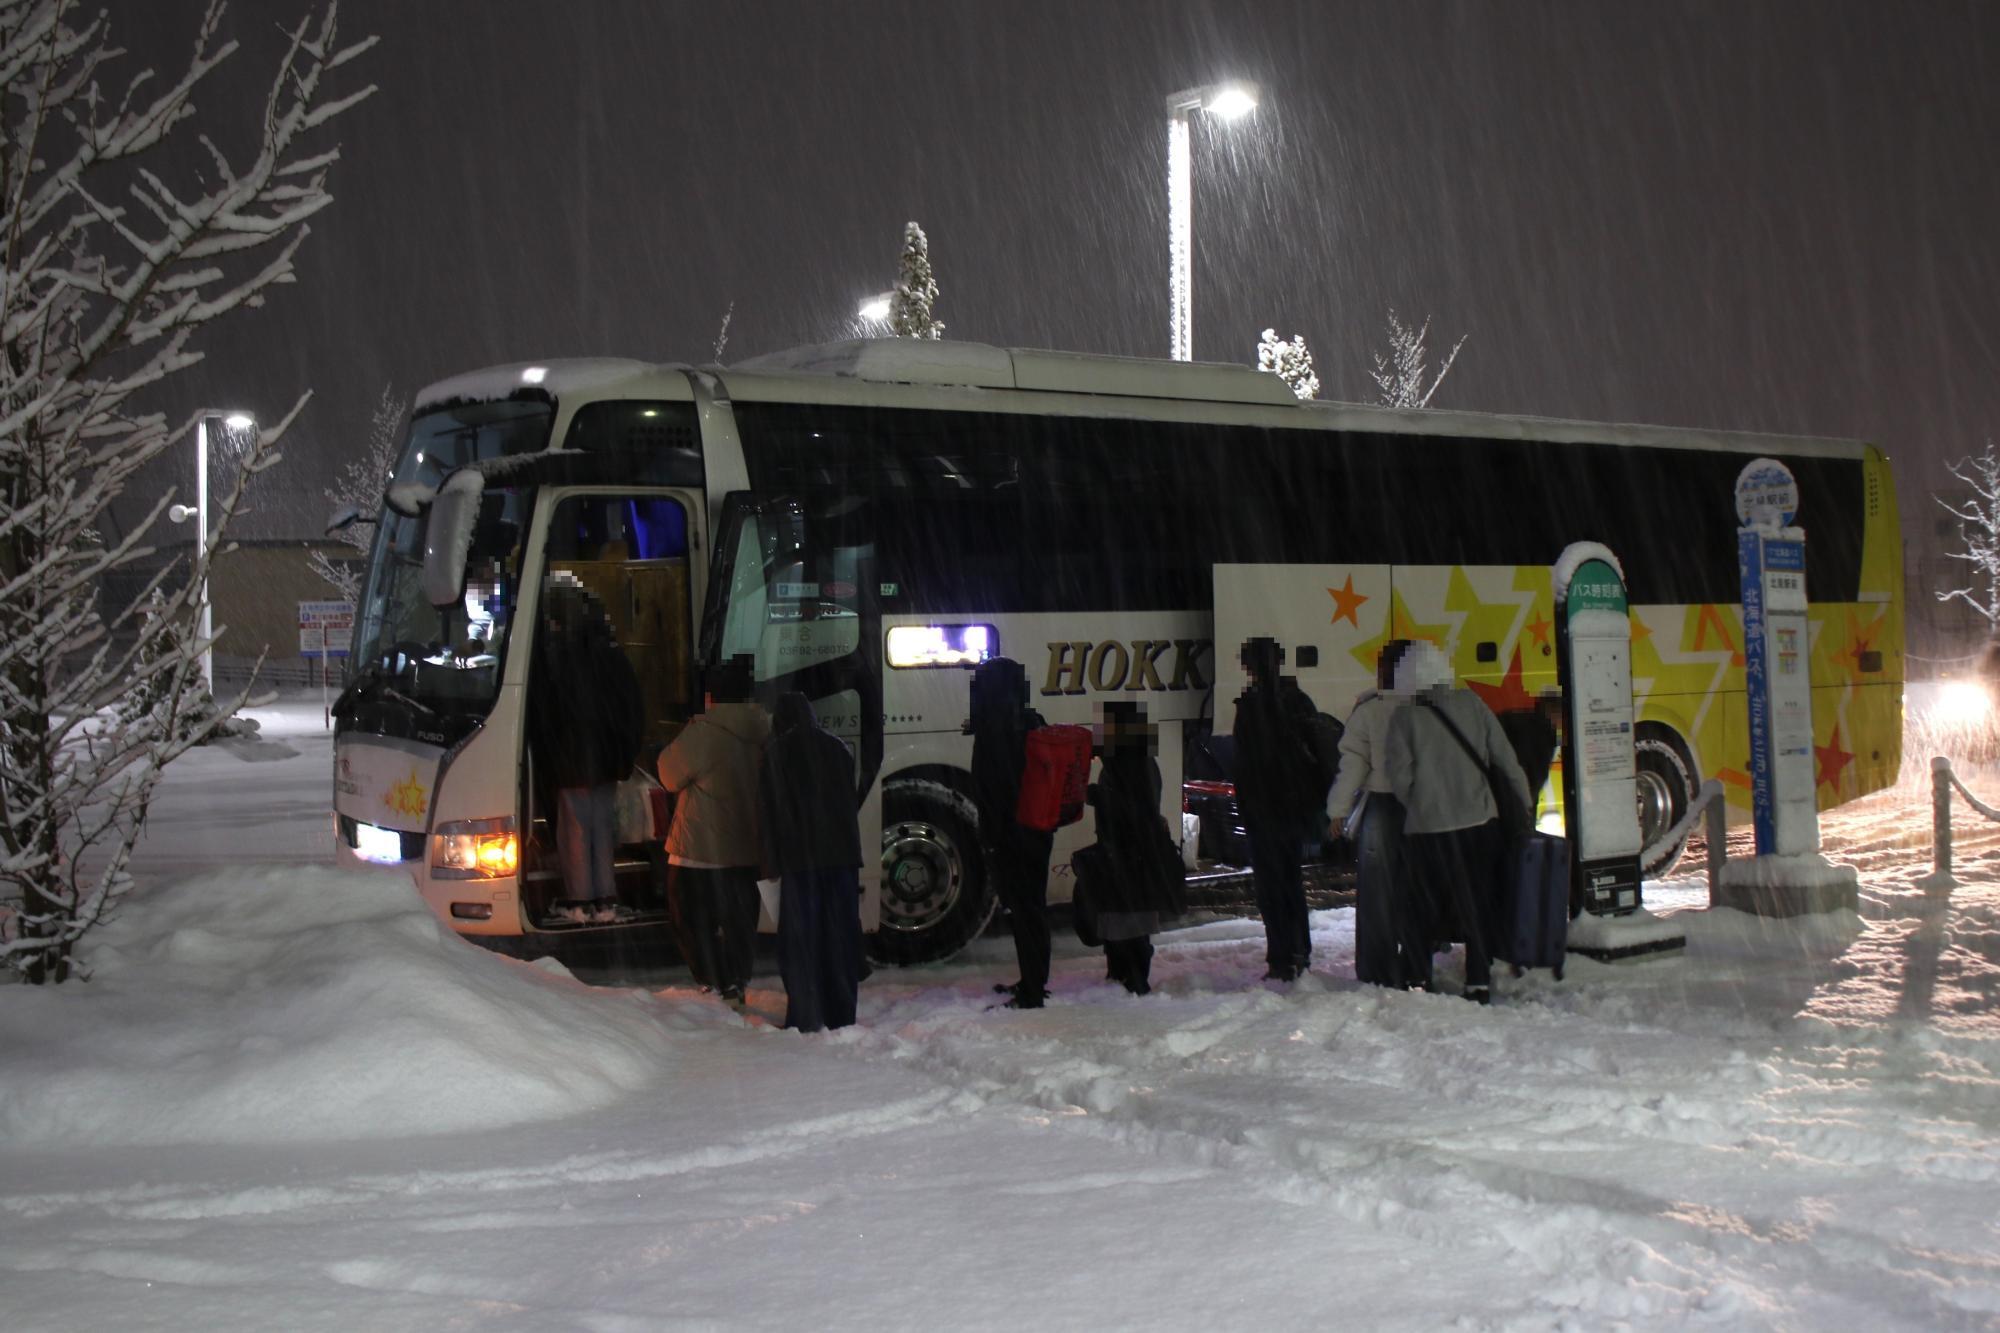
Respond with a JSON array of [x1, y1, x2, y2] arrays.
[[1924, 755, 1956, 892], [1704, 787, 1727, 907]]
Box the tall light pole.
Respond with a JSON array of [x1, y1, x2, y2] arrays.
[[1166, 81, 1259, 362], [168, 410, 255, 693]]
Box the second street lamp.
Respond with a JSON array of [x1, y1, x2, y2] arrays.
[[1166, 80, 1260, 362], [167, 410, 255, 694]]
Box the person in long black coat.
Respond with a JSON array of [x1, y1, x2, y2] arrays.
[[968, 657, 1054, 1009], [526, 576, 643, 926], [758, 692, 864, 1032], [1230, 637, 1323, 981], [1084, 701, 1183, 995]]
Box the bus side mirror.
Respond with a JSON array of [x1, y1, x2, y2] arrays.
[[422, 471, 485, 608], [325, 504, 372, 535]]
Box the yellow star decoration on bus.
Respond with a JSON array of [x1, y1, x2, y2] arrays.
[[1327, 575, 1369, 627], [383, 769, 428, 819], [1447, 567, 1550, 675], [1349, 589, 1450, 674]]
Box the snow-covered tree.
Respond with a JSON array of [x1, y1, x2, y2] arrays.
[[1371, 308, 1467, 409], [308, 382, 403, 601], [1937, 441, 2000, 632], [1256, 328, 1319, 401], [0, 2, 374, 984], [889, 221, 943, 339]]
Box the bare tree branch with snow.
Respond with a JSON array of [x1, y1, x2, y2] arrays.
[[308, 380, 401, 601], [1255, 328, 1319, 401], [0, 1, 375, 983], [1937, 441, 2000, 632], [711, 300, 734, 362], [1370, 308, 1467, 409]]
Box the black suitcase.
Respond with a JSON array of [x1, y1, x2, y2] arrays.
[[1498, 832, 1569, 980]]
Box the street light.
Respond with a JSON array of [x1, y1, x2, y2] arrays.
[[1165, 80, 1260, 361], [167, 410, 255, 693], [857, 292, 893, 325]]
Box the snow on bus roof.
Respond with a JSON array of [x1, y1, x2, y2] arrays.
[[730, 340, 1867, 457], [411, 342, 1869, 463], [413, 358, 655, 412]]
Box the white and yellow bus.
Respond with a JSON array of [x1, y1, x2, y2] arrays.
[[332, 340, 1903, 964]]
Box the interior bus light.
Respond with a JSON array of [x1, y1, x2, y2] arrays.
[[887, 623, 999, 668], [431, 817, 519, 879]]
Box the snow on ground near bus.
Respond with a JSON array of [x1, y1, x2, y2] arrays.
[[3, 692, 2000, 1328]]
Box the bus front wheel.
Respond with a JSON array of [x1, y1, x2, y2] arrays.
[[1635, 727, 1698, 878], [870, 779, 997, 966]]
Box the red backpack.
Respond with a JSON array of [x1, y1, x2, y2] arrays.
[[1015, 724, 1092, 832]]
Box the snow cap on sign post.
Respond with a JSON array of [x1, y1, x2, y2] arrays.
[[1734, 457, 1799, 532], [1553, 541, 1627, 604]]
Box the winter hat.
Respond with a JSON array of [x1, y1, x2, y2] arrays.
[[1392, 640, 1453, 695]]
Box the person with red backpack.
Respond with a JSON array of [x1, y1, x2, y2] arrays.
[[968, 658, 1055, 1009]]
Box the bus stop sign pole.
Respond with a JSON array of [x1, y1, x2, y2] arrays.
[[1553, 543, 1644, 916], [1734, 458, 1820, 857]]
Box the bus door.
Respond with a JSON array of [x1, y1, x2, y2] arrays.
[[522, 487, 703, 927], [700, 492, 884, 930], [1211, 563, 1391, 733]]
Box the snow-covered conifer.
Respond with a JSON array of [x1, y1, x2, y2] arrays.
[[1370, 309, 1467, 408], [0, 2, 375, 983], [309, 382, 403, 601], [1256, 328, 1319, 400], [889, 222, 944, 339], [1937, 441, 2000, 633]]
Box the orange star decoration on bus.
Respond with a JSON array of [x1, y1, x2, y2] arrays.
[[1689, 603, 1746, 667], [1468, 647, 1537, 716], [1524, 612, 1553, 648], [1814, 726, 1855, 793], [1327, 575, 1369, 627], [384, 769, 429, 819]]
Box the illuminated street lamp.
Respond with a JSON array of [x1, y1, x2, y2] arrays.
[[1165, 80, 1260, 361], [857, 291, 893, 326], [167, 410, 255, 693]]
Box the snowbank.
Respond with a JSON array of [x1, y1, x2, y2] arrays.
[[0, 868, 679, 1147]]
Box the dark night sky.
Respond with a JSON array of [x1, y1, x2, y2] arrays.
[[121, 1, 1999, 545]]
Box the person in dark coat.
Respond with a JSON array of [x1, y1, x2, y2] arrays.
[[526, 575, 643, 926], [1498, 695, 1561, 816], [1083, 701, 1182, 995], [1230, 637, 1323, 981], [758, 692, 865, 1032], [968, 657, 1054, 1009]]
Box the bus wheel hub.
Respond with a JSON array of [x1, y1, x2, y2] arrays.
[[882, 820, 963, 932]]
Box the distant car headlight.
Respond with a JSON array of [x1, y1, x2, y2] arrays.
[[431, 816, 519, 879], [1937, 679, 1994, 728]]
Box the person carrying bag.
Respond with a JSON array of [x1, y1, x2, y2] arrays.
[[1383, 643, 1534, 1004]]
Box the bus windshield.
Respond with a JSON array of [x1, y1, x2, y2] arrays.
[[351, 399, 552, 720]]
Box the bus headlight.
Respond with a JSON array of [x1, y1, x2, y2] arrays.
[[431, 816, 519, 879]]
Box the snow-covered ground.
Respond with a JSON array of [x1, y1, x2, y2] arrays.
[[4, 697, 1999, 1329]]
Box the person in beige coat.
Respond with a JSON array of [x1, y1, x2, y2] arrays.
[[658, 656, 771, 1001]]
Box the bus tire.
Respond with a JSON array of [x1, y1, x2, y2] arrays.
[[1635, 726, 1698, 878], [870, 779, 996, 967]]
